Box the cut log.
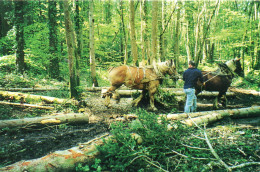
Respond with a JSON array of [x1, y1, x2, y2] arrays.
[[0, 87, 66, 92], [0, 133, 111, 172], [0, 91, 78, 105], [229, 87, 260, 96], [162, 106, 260, 126], [0, 113, 90, 129], [100, 89, 235, 97], [0, 101, 54, 110]]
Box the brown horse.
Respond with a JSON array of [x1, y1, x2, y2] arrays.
[[196, 58, 244, 109], [103, 60, 177, 111]]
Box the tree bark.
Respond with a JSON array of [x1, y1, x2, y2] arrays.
[[0, 133, 110, 172], [164, 106, 260, 126], [64, 1, 79, 99], [173, 2, 181, 70], [48, 1, 60, 80], [0, 113, 90, 129], [129, 0, 138, 66], [120, 0, 128, 65], [0, 91, 78, 105], [89, 0, 98, 87], [151, 0, 158, 64], [0, 101, 54, 110], [101, 88, 235, 97], [14, 0, 25, 74], [229, 87, 260, 96]]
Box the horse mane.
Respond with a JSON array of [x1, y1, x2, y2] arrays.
[[153, 61, 170, 76]]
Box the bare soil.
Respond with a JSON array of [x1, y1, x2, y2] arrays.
[[0, 91, 259, 168]]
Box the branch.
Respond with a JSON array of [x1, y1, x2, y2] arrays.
[[204, 131, 231, 171], [160, 1, 177, 37], [229, 162, 260, 170]]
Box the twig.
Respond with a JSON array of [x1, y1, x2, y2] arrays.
[[203, 130, 231, 171], [130, 155, 169, 172], [181, 143, 210, 150], [229, 162, 260, 170], [170, 149, 215, 160]]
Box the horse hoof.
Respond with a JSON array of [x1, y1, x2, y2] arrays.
[[148, 107, 158, 111]]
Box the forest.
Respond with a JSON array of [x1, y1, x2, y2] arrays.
[[0, 0, 259, 171]]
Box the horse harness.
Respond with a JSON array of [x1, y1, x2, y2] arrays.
[[203, 63, 234, 84]]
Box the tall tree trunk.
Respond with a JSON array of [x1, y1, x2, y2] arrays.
[[174, 2, 181, 71], [159, 0, 166, 62], [48, 1, 60, 80], [195, 0, 219, 67], [140, 0, 147, 66], [129, 0, 138, 66], [89, 0, 98, 87], [64, 1, 79, 99], [151, 0, 158, 64], [75, 0, 81, 86], [120, 0, 128, 65], [14, 0, 25, 74]]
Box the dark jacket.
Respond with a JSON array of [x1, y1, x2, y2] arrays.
[[183, 68, 203, 89]]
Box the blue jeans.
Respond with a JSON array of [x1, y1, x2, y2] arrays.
[[184, 88, 197, 113]]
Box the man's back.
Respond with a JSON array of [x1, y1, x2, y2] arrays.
[[183, 68, 203, 89]]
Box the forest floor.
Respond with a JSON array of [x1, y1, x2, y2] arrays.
[[0, 91, 259, 168]]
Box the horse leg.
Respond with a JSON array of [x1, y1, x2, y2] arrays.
[[112, 91, 121, 104], [220, 93, 227, 108], [148, 85, 158, 111], [132, 91, 145, 107], [213, 92, 223, 110], [213, 97, 218, 110], [104, 85, 119, 107]]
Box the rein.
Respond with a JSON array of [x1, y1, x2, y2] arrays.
[[202, 63, 235, 84]]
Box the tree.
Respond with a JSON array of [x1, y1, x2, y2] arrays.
[[14, 0, 25, 74], [173, 2, 181, 70], [89, 0, 98, 87], [48, 1, 60, 80], [140, 0, 149, 65], [129, 0, 138, 66], [120, 0, 128, 65], [63, 1, 79, 99], [151, 0, 158, 64]]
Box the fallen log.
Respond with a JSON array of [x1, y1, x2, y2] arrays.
[[101, 89, 235, 97], [0, 133, 111, 172], [229, 87, 260, 96], [162, 106, 260, 126], [0, 91, 78, 105], [0, 87, 66, 92], [0, 113, 90, 129], [0, 101, 54, 110]]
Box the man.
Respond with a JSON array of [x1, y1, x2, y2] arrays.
[[183, 60, 203, 113]]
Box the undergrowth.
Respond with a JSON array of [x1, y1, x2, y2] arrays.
[[76, 109, 260, 172]]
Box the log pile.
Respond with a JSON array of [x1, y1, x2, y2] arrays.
[[1, 106, 259, 171]]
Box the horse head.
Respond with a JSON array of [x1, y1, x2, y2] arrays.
[[225, 58, 244, 77], [164, 59, 178, 76]]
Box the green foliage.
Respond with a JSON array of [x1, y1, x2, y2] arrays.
[[0, 73, 35, 88], [155, 87, 178, 108], [0, 106, 14, 120], [95, 109, 259, 171], [76, 159, 102, 172], [97, 109, 194, 171], [233, 70, 260, 90]]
